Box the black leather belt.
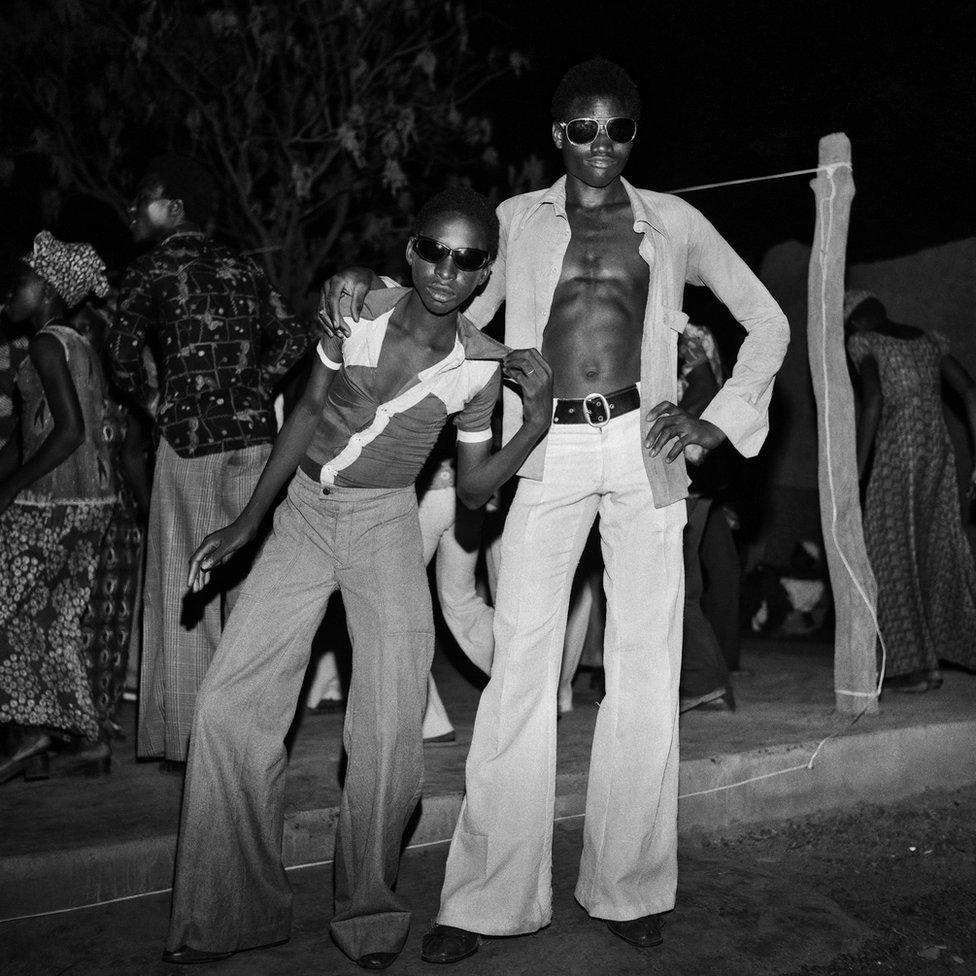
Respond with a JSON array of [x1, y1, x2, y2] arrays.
[[552, 385, 640, 427], [299, 456, 327, 489]]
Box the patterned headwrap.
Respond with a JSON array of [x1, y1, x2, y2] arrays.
[[842, 288, 877, 324], [22, 231, 110, 308]]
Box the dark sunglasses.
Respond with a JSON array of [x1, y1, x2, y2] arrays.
[[412, 235, 491, 273], [559, 117, 638, 146]]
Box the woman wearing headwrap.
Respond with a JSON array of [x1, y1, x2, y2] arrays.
[[846, 289, 976, 692], [0, 231, 119, 782]]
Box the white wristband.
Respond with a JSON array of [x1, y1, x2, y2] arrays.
[[317, 340, 341, 371]]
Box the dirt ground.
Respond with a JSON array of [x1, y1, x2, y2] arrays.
[[2, 785, 974, 975], [689, 784, 976, 975]]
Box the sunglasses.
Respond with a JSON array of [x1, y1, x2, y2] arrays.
[[559, 117, 638, 146], [412, 235, 491, 273]]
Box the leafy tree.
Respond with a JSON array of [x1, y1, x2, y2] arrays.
[[0, 0, 525, 310]]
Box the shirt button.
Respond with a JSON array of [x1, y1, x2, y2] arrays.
[[321, 486, 330, 496]]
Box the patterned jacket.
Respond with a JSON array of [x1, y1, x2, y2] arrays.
[[109, 230, 310, 458]]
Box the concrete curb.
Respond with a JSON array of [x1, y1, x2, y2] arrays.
[[676, 719, 976, 832], [3, 719, 974, 922]]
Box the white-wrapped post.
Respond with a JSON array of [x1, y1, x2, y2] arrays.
[[806, 132, 880, 715]]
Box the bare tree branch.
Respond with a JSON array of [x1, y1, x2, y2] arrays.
[[0, 0, 522, 312]]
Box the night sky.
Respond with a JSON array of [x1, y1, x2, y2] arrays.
[[1, 0, 972, 275], [480, 0, 975, 266]]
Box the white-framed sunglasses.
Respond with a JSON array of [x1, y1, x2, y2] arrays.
[[559, 117, 638, 146]]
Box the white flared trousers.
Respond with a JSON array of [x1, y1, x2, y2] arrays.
[[437, 409, 686, 934]]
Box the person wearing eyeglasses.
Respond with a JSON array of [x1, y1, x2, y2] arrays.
[[319, 58, 789, 962], [161, 186, 553, 972]]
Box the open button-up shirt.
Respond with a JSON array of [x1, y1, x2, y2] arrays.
[[306, 288, 503, 489], [463, 176, 790, 508]]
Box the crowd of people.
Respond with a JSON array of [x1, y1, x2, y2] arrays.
[[0, 54, 968, 973]]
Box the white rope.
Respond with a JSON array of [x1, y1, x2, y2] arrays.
[[0, 812, 597, 925], [666, 162, 850, 195], [677, 719, 848, 800], [0, 887, 174, 924]]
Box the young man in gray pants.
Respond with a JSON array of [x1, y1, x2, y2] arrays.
[[161, 187, 552, 971]]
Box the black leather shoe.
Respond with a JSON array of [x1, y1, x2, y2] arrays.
[[420, 924, 481, 964], [607, 913, 664, 947], [161, 945, 234, 964], [357, 951, 399, 970]]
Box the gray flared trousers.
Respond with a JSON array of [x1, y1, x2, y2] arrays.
[[166, 469, 434, 961]]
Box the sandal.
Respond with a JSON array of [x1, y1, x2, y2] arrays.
[[0, 732, 52, 784]]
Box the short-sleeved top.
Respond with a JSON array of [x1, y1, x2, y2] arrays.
[[305, 288, 504, 490], [110, 230, 310, 459]]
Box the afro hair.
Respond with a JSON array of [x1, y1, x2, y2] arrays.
[[415, 185, 499, 258], [551, 57, 641, 121]]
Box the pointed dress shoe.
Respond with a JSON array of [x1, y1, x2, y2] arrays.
[[420, 924, 481, 964], [607, 912, 665, 947], [357, 950, 400, 970], [161, 945, 235, 964]]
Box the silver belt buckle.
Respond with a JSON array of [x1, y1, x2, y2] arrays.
[[583, 393, 611, 428]]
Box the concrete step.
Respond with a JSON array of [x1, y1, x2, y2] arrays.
[[3, 717, 974, 922]]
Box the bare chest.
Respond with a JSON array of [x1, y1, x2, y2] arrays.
[[368, 327, 451, 403], [559, 207, 646, 287]]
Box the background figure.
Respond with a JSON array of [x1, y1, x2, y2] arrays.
[[557, 529, 606, 715], [846, 290, 976, 691], [0, 232, 117, 782], [74, 296, 152, 744], [0, 326, 30, 480], [304, 647, 345, 713], [109, 155, 310, 767], [416, 435, 495, 743], [699, 498, 741, 672], [678, 323, 735, 712]]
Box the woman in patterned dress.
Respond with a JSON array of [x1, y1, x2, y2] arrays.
[[846, 290, 976, 692], [0, 232, 117, 782]]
